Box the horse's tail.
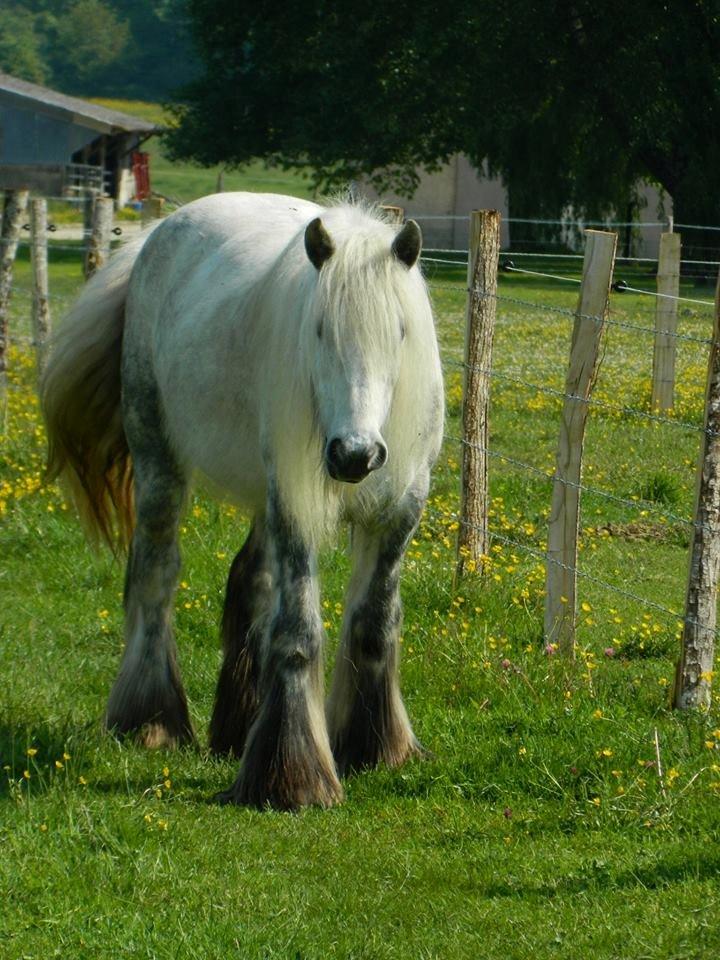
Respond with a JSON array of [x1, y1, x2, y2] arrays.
[[41, 234, 149, 552]]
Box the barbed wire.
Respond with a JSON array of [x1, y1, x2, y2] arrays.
[[423, 256, 468, 267], [423, 506, 689, 625], [675, 222, 720, 233], [0, 236, 125, 252], [425, 249, 720, 268], [504, 264, 582, 284], [427, 280, 716, 339], [614, 283, 714, 307], [478, 524, 690, 628], [7, 333, 38, 347], [415, 215, 671, 228], [471, 289, 715, 342], [500, 265, 714, 306], [441, 356, 711, 437], [423, 504, 695, 631], [9, 286, 71, 308], [411, 213, 720, 235], [444, 433, 703, 532]]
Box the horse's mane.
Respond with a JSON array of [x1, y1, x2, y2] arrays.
[[250, 200, 441, 547]]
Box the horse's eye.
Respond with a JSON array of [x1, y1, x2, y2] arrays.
[[400, 323, 406, 341], [317, 321, 323, 339]]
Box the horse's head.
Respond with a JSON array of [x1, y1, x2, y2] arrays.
[[304, 215, 422, 485]]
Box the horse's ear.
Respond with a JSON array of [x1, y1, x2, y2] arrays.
[[392, 219, 422, 269], [304, 217, 335, 270]]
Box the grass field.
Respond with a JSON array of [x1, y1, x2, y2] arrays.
[[2, 156, 720, 958]]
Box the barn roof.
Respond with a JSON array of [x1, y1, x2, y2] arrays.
[[0, 72, 157, 135]]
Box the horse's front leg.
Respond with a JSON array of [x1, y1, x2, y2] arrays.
[[327, 488, 426, 777], [219, 491, 343, 809]]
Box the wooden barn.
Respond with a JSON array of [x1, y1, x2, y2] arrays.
[[0, 72, 157, 205]]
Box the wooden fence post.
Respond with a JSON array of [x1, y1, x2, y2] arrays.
[[651, 231, 681, 412], [456, 209, 501, 580], [380, 204, 404, 224], [544, 230, 617, 653], [84, 197, 114, 279], [141, 196, 164, 227], [30, 198, 51, 377], [0, 188, 29, 397], [83, 188, 97, 243], [673, 270, 720, 711]]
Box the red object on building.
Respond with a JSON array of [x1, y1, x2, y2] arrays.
[[132, 151, 151, 200]]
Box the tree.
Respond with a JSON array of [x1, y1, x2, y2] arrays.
[[166, 0, 720, 226], [0, 6, 48, 83], [86, 0, 199, 101], [0, 1, 198, 101], [52, 0, 130, 85]]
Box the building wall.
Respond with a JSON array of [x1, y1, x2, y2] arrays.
[[633, 182, 673, 259], [0, 102, 96, 165], [0, 100, 144, 204], [362, 156, 672, 259], [361, 155, 509, 250]]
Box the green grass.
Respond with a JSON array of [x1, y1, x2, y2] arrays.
[[2, 221, 720, 957]]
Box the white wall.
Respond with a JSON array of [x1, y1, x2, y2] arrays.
[[360, 155, 509, 250], [362, 157, 672, 258]]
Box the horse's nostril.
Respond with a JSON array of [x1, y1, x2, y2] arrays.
[[371, 442, 388, 470], [326, 437, 386, 483], [327, 438, 343, 462]]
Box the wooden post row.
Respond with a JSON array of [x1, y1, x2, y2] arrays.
[[456, 209, 501, 580], [651, 231, 681, 412], [0, 188, 29, 394], [673, 270, 720, 711], [544, 230, 617, 654], [30, 198, 51, 377], [84, 197, 114, 280]]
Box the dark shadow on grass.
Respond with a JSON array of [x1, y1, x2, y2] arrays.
[[0, 714, 231, 799], [0, 715, 101, 796]]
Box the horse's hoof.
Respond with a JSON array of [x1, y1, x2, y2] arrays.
[[136, 721, 196, 750], [333, 734, 426, 778], [214, 771, 344, 811], [106, 715, 196, 750]]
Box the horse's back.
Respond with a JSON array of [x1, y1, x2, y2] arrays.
[[123, 193, 321, 506], [131, 193, 319, 297]]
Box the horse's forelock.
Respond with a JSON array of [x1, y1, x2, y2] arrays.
[[313, 227, 415, 357]]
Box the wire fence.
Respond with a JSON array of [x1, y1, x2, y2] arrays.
[[3, 201, 719, 660], [423, 230, 720, 660]]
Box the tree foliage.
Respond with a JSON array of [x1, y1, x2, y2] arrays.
[[0, 1, 198, 100], [0, 7, 48, 83], [53, 0, 130, 82], [166, 0, 720, 223]]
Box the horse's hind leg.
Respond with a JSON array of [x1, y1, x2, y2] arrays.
[[106, 397, 193, 747], [209, 518, 271, 756], [327, 489, 426, 777]]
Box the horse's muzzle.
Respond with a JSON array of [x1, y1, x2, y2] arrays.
[[325, 437, 388, 483]]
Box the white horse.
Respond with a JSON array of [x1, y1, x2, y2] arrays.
[[41, 192, 444, 809]]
